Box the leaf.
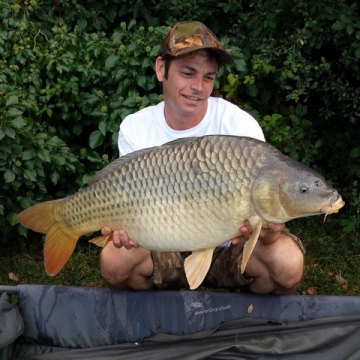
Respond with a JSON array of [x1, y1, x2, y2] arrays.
[[271, 113, 283, 122], [89, 130, 104, 149], [335, 274, 347, 285], [7, 212, 18, 226], [73, 124, 83, 136], [340, 14, 351, 24], [89, 108, 104, 117], [23, 168, 37, 181], [77, 18, 87, 30], [84, 94, 100, 104], [122, 97, 137, 107], [46, 136, 66, 147], [86, 150, 102, 163], [233, 58, 247, 72], [332, 21, 345, 30], [306, 286, 318, 295], [50, 170, 61, 185], [17, 225, 27, 237], [104, 5, 117, 23], [346, 24, 354, 35], [4, 170, 15, 183], [98, 120, 108, 136], [82, 172, 95, 185], [6, 95, 18, 106], [149, 45, 160, 57], [115, 68, 127, 81], [136, 74, 147, 88], [5, 127, 15, 138], [38, 148, 51, 162], [128, 19, 137, 30], [22, 149, 36, 160], [350, 147, 360, 158], [355, 48, 360, 59], [245, 83, 257, 97], [50, 153, 66, 165], [20, 197, 32, 209], [11, 117, 27, 129], [8, 272, 20, 282], [105, 54, 120, 69], [7, 108, 23, 117]]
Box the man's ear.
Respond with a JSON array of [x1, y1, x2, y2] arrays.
[[155, 56, 165, 82]]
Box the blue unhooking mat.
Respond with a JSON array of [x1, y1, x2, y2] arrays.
[[2, 285, 360, 359]]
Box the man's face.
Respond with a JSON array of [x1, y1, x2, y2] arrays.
[[156, 50, 218, 127]]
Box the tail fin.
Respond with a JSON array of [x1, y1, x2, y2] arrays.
[[17, 200, 78, 276]]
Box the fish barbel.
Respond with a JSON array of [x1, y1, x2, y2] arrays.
[[17, 135, 345, 289]]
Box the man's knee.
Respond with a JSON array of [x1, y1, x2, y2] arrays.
[[99, 244, 127, 286], [271, 235, 305, 292], [100, 243, 154, 289], [247, 232, 305, 294]]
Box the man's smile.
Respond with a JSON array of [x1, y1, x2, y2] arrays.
[[183, 95, 203, 101]]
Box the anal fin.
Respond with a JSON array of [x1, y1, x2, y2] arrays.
[[89, 234, 113, 248], [184, 248, 215, 290], [240, 222, 262, 274]]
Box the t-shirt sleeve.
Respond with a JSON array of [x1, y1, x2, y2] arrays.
[[233, 113, 265, 141], [230, 107, 265, 141]]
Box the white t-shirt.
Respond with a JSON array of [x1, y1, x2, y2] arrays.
[[118, 97, 265, 156]]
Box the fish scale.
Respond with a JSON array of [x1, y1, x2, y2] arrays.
[[70, 136, 252, 250], [17, 135, 345, 288]]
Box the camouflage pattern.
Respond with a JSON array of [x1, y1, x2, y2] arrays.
[[160, 21, 233, 64], [149, 229, 305, 290]]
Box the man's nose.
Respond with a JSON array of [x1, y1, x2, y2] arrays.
[[190, 77, 204, 92]]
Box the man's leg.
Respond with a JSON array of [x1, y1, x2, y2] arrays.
[[100, 231, 304, 293], [244, 232, 305, 294], [100, 242, 154, 289]]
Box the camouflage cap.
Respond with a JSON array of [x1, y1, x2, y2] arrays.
[[160, 21, 233, 64]]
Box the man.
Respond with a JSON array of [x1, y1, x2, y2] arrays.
[[100, 21, 304, 293]]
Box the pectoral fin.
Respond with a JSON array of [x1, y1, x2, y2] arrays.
[[240, 222, 262, 273], [89, 234, 113, 247], [184, 248, 215, 290]]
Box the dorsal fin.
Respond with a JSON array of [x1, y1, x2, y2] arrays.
[[89, 145, 162, 185], [89, 137, 201, 185]]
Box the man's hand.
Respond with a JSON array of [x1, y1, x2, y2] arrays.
[[231, 220, 285, 246], [101, 227, 139, 250]]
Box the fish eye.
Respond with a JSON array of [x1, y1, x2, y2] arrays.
[[299, 183, 309, 193], [314, 180, 321, 187]]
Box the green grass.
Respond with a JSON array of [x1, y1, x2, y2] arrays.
[[290, 218, 360, 296], [0, 235, 107, 288], [1, 218, 359, 296]]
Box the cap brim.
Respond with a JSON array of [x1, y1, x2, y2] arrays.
[[175, 46, 234, 64]]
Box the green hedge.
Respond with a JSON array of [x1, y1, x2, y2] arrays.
[[0, 0, 359, 243]]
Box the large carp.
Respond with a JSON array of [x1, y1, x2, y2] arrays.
[[18, 135, 344, 289]]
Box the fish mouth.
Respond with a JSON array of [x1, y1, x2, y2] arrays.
[[321, 196, 345, 222]]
